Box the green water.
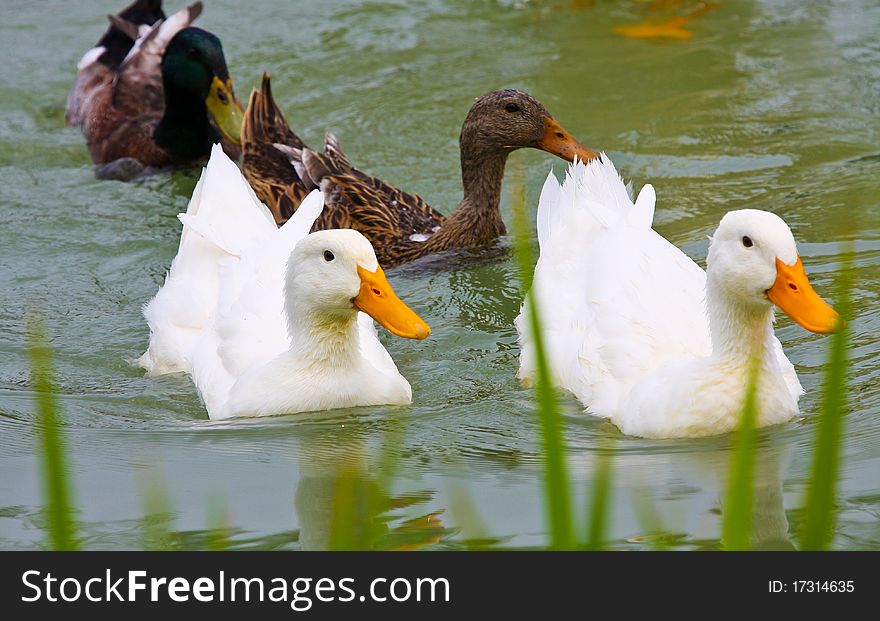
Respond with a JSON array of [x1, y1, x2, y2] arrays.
[[1, 0, 878, 550]]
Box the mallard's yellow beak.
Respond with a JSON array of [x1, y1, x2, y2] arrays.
[[767, 256, 840, 334], [206, 76, 244, 146], [354, 265, 430, 340], [536, 116, 598, 164]]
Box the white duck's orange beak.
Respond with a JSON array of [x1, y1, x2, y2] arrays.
[[767, 256, 840, 334], [353, 265, 430, 340]]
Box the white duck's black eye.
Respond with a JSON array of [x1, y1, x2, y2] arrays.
[[742, 236, 753, 248], [323, 250, 335, 262], [505, 102, 520, 113]]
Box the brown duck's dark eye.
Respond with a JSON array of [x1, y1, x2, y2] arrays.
[[323, 250, 335, 262], [742, 236, 753, 248], [505, 102, 520, 113]]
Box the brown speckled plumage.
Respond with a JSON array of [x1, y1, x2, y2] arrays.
[[242, 77, 597, 267]]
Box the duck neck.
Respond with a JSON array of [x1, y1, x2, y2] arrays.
[[285, 300, 362, 371], [706, 275, 776, 367], [153, 81, 217, 162], [461, 143, 509, 212], [423, 149, 508, 255]]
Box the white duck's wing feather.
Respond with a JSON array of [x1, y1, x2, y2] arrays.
[[518, 155, 711, 417], [139, 145, 280, 377], [139, 170, 216, 375], [772, 334, 804, 401], [356, 314, 410, 393], [177, 144, 278, 256]]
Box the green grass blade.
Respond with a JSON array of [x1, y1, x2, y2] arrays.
[[721, 358, 760, 550], [510, 177, 574, 549], [801, 250, 852, 550], [374, 409, 407, 508], [327, 409, 408, 550], [628, 488, 669, 551], [206, 493, 232, 551], [446, 465, 489, 544], [585, 445, 613, 550], [328, 449, 376, 550], [138, 470, 176, 550], [26, 317, 78, 550]]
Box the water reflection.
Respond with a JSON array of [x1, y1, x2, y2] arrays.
[[0, 0, 878, 551], [294, 425, 448, 551], [599, 442, 794, 550]]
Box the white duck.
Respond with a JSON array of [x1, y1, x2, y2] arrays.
[[517, 155, 839, 438], [139, 145, 430, 420]]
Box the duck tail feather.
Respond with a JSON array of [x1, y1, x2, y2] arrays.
[[244, 73, 283, 141], [284, 146, 332, 193], [323, 132, 351, 168], [276, 189, 325, 250], [536, 170, 562, 252], [243, 72, 307, 154], [178, 145, 276, 257], [554, 152, 645, 234], [118, 1, 200, 71], [90, 0, 165, 70], [106, 15, 140, 40], [628, 183, 656, 229], [274, 143, 315, 190]]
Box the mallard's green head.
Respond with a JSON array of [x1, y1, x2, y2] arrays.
[[161, 27, 243, 146]]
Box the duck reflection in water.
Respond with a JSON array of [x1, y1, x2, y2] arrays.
[[294, 428, 446, 551]]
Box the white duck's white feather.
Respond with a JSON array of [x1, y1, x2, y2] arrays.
[[140, 145, 413, 419], [518, 154, 804, 438]]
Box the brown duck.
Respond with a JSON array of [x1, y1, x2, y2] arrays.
[[67, 0, 244, 179], [241, 74, 597, 267]]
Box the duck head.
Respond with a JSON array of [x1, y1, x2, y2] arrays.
[[707, 209, 840, 334], [160, 27, 244, 148], [460, 89, 597, 163], [287, 230, 431, 340]]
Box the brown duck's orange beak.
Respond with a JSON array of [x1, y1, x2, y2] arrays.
[[767, 256, 841, 334], [536, 116, 598, 164], [354, 265, 431, 340]]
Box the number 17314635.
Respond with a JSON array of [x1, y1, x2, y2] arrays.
[[769, 580, 854, 593]]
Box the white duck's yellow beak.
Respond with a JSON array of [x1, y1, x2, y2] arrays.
[[767, 256, 840, 334], [354, 265, 431, 340]]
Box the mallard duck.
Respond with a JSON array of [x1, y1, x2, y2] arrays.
[[517, 155, 840, 438], [138, 145, 430, 420], [241, 74, 597, 267], [67, 0, 243, 180]]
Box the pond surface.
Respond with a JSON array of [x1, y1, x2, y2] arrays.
[[0, 0, 878, 550]]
